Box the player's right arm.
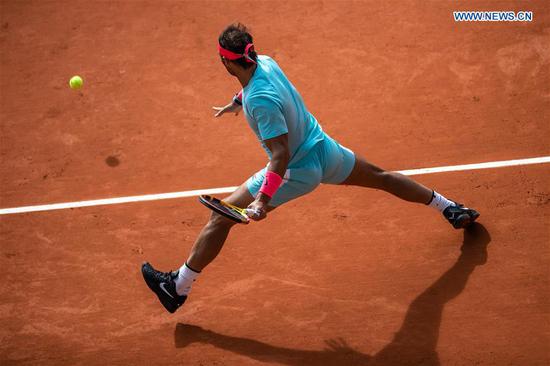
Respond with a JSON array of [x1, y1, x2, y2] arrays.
[[212, 90, 243, 117]]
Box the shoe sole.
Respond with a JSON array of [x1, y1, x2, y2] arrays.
[[141, 263, 181, 313]]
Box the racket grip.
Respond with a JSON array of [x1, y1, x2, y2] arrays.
[[245, 208, 261, 219]]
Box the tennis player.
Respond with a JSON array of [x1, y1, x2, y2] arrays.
[[142, 23, 479, 313]]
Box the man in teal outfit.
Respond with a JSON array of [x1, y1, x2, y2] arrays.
[[142, 23, 479, 313]]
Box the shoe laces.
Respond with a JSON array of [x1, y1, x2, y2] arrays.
[[150, 267, 173, 281], [162, 270, 176, 280]]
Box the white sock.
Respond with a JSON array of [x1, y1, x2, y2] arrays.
[[427, 191, 454, 212], [175, 262, 200, 296]]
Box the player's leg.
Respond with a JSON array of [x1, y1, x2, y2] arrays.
[[340, 156, 433, 204], [320, 136, 479, 229], [187, 156, 322, 271], [141, 183, 255, 313], [184, 163, 317, 274], [176, 164, 314, 298], [340, 155, 478, 227], [186, 183, 254, 271]]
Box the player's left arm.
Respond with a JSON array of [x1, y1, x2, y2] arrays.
[[245, 94, 289, 221], [260, 133, 289, 199], [247, 133, 289, 220]]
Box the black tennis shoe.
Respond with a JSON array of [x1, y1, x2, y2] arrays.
[[141, 262, 187, 313], [443, 202, 480, 229]]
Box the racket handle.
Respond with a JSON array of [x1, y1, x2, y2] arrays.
[[245, 208, 261, 219]]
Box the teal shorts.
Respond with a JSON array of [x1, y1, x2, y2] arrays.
[[246, 135, 356, 207]]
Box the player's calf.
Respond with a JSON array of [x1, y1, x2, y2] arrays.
[[342, 156, 433, 203]]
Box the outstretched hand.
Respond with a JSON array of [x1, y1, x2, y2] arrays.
[[212, 102, 242, 117]]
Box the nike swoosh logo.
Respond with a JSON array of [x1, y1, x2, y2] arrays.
[[159, 282, 174, 299]]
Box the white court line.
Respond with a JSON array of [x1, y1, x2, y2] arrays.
[[1, 156, 549, 216]]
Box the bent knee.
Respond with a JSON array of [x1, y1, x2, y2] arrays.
[[208, 211, 238, 228]]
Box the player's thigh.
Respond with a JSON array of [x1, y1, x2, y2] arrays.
[[319, 136, 356, 185], [222, 182, 255, 208], [339, 155, 386, 189], [247, 165, 322, 210], [269, 172, 321, 208]]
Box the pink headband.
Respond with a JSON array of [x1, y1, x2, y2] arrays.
[[218, 43, 256, 64]]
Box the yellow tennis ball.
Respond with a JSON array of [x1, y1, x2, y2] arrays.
[[69, 75, 83, 90]]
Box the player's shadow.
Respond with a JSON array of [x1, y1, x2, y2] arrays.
[[175, 223, 491, 366]]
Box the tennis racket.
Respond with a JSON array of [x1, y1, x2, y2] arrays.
[[198, 195, 252, 224]]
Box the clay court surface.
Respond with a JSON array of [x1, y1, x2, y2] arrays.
[[1, 1, 549, 365]]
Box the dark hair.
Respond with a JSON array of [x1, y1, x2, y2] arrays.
[[218, 23, 257, 69]]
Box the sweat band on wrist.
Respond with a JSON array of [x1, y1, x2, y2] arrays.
[[232, 90, 243, 105], [259, 171, 283, 198]]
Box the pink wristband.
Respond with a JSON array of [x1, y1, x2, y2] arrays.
[[259, 171, 283, 198]]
